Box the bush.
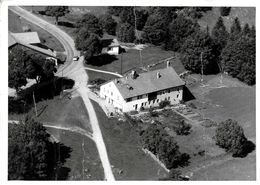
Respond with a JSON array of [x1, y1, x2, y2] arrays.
[[159, 100, 170, 109], [141, 124, 190, 169], [174, 120, 191, 135], [215, 119, 254, 157], [149, 108, 158, 117], [220, 7, 231, 16]]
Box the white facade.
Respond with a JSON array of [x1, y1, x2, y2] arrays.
[[100, 81, 183, 112], [106, 46, 119, 55]]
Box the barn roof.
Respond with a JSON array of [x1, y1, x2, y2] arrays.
[[113, 67, 185, 99]]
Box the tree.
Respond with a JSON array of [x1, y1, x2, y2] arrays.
[[141, 124, 190, 169], [8, 117, 71, 179], [135, 9, 149, 30], [230, 17, 242, 40], [219, 7, 231, 16], [75, 28, 102, 60], [117, 23, 135, 43], [119, 7, 135, 25], [221, 35, 255, 85], [45, 6, 69, 25], [180, 30, 219, 74], [165, 15, 199, 51], [142, 7, 177, 45], [76, 13, 103, 37], [215, 119, 248, 157], [8, 47, 29, 91], [242, 23, 251, 37], [99, 14, 117, 35], [211, 17, 229, 53], [107, 6, 125, 16]]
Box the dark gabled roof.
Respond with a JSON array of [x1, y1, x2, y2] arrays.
[[113, 67, 185, 99]]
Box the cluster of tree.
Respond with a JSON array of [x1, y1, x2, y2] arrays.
[[173, 120, 192, 135], [214, 119, 255, 157], [220, 18, 255, 85], [8, 117, 71, 180], [141, 124, 190, 169], [44, 6, 70, 25], [8, 46, 57, 92]]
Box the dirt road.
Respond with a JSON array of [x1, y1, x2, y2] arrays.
[[9, 6, 115, 181]]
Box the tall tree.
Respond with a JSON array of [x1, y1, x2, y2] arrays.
[[230, 17, 242, 40], [211, 17, 229, 51], [8, 117, 71, 180], [119, 7, 135, 25], [8, 47, 29, 91], [219, 7, 231, 16], [107, 6, 124, 16], [99, 14, 117, 35], [221, 35, 255, 85], [117, 23, 135, 43], [165, 15, 199, 51], [45, 6, 69, 25], [242, 23, 251, 37], [76, 13, 103, 37], [75, 28, 102, 60], [180, 30, 219, 74]]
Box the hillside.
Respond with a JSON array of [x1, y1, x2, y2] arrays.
[[198, 7, 255, 31]]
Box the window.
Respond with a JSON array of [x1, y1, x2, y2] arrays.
[[157, 99, 159, 103], [111, 92, 113, 96], [153, 100, 155, 104], [168, 97, 170, 100], [137, 95, 142, 99], [141, 103, 144, 106], [177, 94, 179, 98], [168, 89, 171, 93], [126, 98, 132, 102]]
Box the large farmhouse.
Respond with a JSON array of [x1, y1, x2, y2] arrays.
[[100, 65, 185, 112]]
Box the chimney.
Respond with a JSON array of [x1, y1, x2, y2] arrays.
[[167, 60, 171, 68], [157, 72, 161, 79], [131, 70, 137, 79]]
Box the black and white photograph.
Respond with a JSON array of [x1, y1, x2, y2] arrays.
[[0, 0, 257, 182]]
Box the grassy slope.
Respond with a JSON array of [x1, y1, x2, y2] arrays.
[[35, 96, 92, 132], [186, 74, 256, 180], [198, 7, 255, 32], [47, 127, 104, 180], [91, 100, 168, 180], [86, 70, 120, 82], [8, 10, 65, 52]]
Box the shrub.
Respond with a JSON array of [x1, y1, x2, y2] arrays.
[[174, 120, 191, 135], [215, 119, 254, 157], [159, 100, 171, 109], [149, 108, 158, 117]]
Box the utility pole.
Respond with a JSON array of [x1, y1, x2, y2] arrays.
[[200, 52, 204, 82], [33, 91, 38, 117]]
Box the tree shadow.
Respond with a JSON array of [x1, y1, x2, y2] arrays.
[[233, 140, 256, 158], [9, 77, 75, 115], [182, 86, 195, 102], [86, 53, 118, 66], [47, 142, 72, 180], [58, 21, 75, 28]]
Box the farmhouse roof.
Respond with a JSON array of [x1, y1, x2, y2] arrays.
[[8, 32, 56, 58], [113, 67, 185, 99]]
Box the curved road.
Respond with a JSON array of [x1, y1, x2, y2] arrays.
[[9, 6, 115, 181]]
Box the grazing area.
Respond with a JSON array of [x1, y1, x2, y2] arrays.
[[91, 100, 168, 180], [9, 10, 65, 52], [181, 74, 256, 180], [47, 127, 104, 180]]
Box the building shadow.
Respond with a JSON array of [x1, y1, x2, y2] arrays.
[[86, 53, 118, 66], [182, 86, 196, 102]]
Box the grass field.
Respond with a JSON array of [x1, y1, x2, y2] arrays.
[[91, 100, 168, 180], [199, 7, 255, 32], [86, 46, 184, 77], [8, 10, 65, 52], [183, 74, 256, 180], [47, 127, 104, 180]]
